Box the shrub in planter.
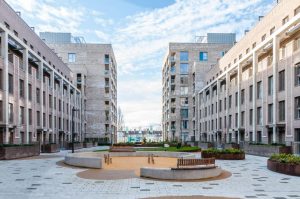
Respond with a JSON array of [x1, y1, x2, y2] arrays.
[[202, 148, 245, 160], [268, 154, 300, 176], [0, 143, 40, 160]]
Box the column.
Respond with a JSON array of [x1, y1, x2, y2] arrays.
[[272, 36, 279, 143], [68, 84, 71, 142], [60, 78, 64, 138], [225, 72, 230, 143], [40, 62, 44, 143], [51, 70, 55, 142], [1, 32, 8, 143], [252, 52, 258, 142], [237, 64, 241, 143], [23, 48, 29, 143]]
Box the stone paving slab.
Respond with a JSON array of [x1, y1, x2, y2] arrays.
[[0, 147, 299, 199]]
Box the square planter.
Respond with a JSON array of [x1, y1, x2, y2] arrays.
[[242, 143, 292, 157], [225, 143, 240, 149], [0, 144, 40, 160], [83, 142, 94, 148], [199, 142, 213, 149], [67, 142, 83, 150]]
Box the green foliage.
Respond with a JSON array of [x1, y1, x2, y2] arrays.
[[270, 153, 300, 164], [137, 146, 201, 152], [203, 148, 244, 154], [249, 142, 286, 146]]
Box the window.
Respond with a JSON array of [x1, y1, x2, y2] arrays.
[[19, 79, 24, 98], [229, 95, 232, 109], [279, 70, 285, 91], [295, 6, 300, 16], [37, 111, 40, 126], [68, 53, 76, 62], [261, 34, 266, 41], [268, 76, 273, 95], [249, 85, 253, 101], [180, 86, 188, 95], [180, 97, 188, 106], [282, 16, 289, 25], [199, 52, 208, 61], [29, 109, 32, 125], [28, 84, 32, 101], [241, 111, 245, 126], [268, 104, 273, 123], [180, 109, 188, 118], [249, 109, 253, 125], [241, 89, 245, 105], [235, 92, 238, 106], [180, 51, 188, 61], [8, 103, 13, 123], [229, 115, 232, 128], [36, 88, 40, 103], [0, 101, 2, 121], [295, 97, 300, 119], [8, 74, 13, 94], [104, 54, 109, 64], [170, 65, 175, 73], [219, 100, 222, 112], [235, 113, 238, 127], [20, 106, 25, 125], [180, 76, 188, 84], [257, 81, 262, 99], [0, 69, 2, 90], [181, 120, 188, 129], [295, 63, 300, 86], [279, 101, 285, 121], [43, 91, 46, 106], [270, 27, 275, 35], [180, 63, 189, 74], [257, 107, 262, 125]]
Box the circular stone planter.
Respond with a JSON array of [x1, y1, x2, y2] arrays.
[[202, 152, 245, 160], [267, 159, 300, 176]]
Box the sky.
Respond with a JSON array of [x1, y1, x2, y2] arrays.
[[7, 0, 275, 129]]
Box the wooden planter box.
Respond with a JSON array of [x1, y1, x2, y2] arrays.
[[83, 142, 93, 148], [202, 151, 245, 160], [267, 159, 300, 176], [41, 143, 60, 153], [199, 142, 213, 149], [225, 143, 240, 149], [243, 143, 292, 157], [67, 142, 83, 150], [0, 144, 40, 160]]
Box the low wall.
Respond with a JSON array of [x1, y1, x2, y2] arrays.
[[243, 143, 292, 157], [66, 142, 83, 150], [267, 159, 300, 176], [0, 144, 40, 160], [140, 167, 222, 180], [107, 151, 196, 158], [201, 152, 245, 160], [224, 143, 240, 149], [41, 144, 60, 153], [83, 142, 94, 148], [64, 153, 102, 169]]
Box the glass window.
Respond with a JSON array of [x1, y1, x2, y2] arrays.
[[295, 63, 300, 86], [295, 97, 300, 119], [268, 104, 273, 123], [180, 86, 188, 95], [8, 103, 13, 123], [249, 85, 253, 101], [181, 120, 188, 129], [249, 109, 253, 125], [279, 70, 285, 91], [8, 74, 13, 94], [180, 51, 188, 61], [241, 89, 245, 104], [257, 81, 262, 99], [200, 52, 208, 61], [68, 53, 76, 63], [180, 109, 188, 118], [257, 107, 262, 125], [180, 97, 188, 106], [268, 76, 273, 95], [180, 63, 189, 74], [279, 101, 285, 121], [19, 79, 24, 98], [170, 65, 175, 73]]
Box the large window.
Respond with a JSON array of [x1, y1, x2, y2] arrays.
[[180, 86, 188, 95], [257, 81, 262, 99], [295, 97, 300, 119], [241, 111, 245, 126], [268, 76, 273, 96], [68, 53, 76, 63], [295, 63, 300, 86], [257, 107, 262, 125], [180, 51, 188, 61], [8, 103, 13, 123], [229, 95, 232, 109], [8, 74, 13, 94], [180, 76, 188, 84], [279, 100, 285, 121], [279, 70, 285, 91], [199, 52, 208, 61], [241, 89, 245, 105], [249, 85, 253, 101], [19, 79, 24, 98], [180, 97, 188, 106], [180, 63, 189, 74], [268, 104, 273, 123], [249, 109, 253, 125], [180, 109, 188, 118], [181, 120, 188, 129], [0, 100, 2, 121], [20, 106, 25, 125], [170, 65, 175, 73]]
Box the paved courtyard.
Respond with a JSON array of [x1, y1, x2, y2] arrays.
[[0, 147, 299, 199]]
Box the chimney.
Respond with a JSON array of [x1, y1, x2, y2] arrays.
[[16, 11, 21, 17], [31, 27, 35, 32], [244, 30, 249, 35], [259, 16, 264, 21]]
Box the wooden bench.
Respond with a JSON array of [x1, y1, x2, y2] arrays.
[[176, 158, 215, 169]]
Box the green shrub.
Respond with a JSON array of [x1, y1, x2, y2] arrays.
[[203, 148, 244, 154], [249, 142, 286, 147], [0, 144, 34, 147], [270, 153, 300, 164]]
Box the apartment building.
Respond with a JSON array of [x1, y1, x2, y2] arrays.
[[162, 33, 235, 142], [197, 0, 300, 154], [0, 0, 82, 146], [40, 32, 117, 144]]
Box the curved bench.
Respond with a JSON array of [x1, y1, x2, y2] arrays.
[[140, 166, 222, 180], [64, 153, 102, 169]]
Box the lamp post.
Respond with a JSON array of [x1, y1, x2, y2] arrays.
[[72, 107, 79, 153]]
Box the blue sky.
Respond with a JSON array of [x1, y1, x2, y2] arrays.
[[7, 0, 275, 129]]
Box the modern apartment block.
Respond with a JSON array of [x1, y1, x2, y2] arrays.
[[0, 0, 82, 146], [197, 0, 300, 154], [162, 33, 235, 142], [40, 32, 117, 144]]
